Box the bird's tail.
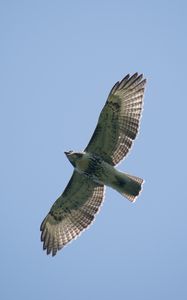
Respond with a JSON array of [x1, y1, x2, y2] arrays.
[[112, 171, 144, 202]]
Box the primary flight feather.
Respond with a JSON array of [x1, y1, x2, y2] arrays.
[[40, 73, 146, 256]]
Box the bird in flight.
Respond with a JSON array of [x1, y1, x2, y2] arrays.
[[40, 73, 146, 256]]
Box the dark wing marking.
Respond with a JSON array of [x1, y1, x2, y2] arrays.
[[40, 171, 104, 256], [85, 73, 146, 165]]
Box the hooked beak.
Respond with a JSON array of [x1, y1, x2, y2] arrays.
[[64, 151, 75, 167], [64, 151, 70, 157], [64, 150, 73, 156]]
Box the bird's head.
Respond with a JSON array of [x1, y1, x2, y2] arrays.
[[64, 151, 84, 167]]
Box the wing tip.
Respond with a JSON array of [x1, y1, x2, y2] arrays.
[[113, 72, 146, 92], [40, 185, 105, 257]]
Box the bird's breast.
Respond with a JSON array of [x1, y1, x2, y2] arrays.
[[75, 156, 90, 172], [75, 154, 101, 175], [75, 153, 114, 186]]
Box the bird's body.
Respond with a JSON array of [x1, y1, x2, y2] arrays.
[[66, 151, 143, 200], [66, 151, 109, 185], [40, 73, 147, 256]]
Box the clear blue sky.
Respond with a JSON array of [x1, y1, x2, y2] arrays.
[[1, 1, 187, 299]]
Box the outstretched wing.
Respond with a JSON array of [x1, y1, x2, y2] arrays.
[[40, 171, 105, 256], [85, 73, 146, 166]]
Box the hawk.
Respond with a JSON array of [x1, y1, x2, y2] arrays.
[[40, 73, 146, 256]]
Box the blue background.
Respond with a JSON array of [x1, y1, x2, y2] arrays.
[[1, 1, 187, 299]]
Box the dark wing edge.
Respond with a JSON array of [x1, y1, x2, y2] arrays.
[[40, 171, 105, 256], [85, 73, 146, 165]]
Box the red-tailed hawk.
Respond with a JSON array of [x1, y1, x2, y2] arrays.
[[40, 73, 146, 256]]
